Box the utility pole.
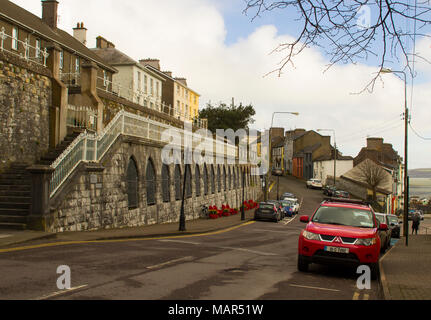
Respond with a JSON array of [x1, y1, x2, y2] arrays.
[[381, 68, 409, 246]]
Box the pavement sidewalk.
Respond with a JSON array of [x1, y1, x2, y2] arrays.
[[0, 209, 256, 249], [380, 234, 431, 300]]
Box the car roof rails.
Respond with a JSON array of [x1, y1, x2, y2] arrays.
[[322, 197, 371, 206]]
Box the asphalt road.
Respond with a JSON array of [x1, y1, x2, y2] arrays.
[[0, 176, 382, 300]]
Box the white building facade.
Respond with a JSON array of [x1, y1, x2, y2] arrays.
[[314, 157, 354, 186]]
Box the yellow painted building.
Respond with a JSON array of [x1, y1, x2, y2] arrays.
[[189, 89, 200, 120]]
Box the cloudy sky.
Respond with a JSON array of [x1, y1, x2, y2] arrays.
[[11, 0, 431, 169]]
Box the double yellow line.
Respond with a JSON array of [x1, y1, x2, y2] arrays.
[[0, 221, 256, 254]]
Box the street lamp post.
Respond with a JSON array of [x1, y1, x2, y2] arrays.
[[317, 129, 337, 187], [269, 112, 299, 201], [381, 68, 409, 246]]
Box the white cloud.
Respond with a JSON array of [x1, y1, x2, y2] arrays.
[[10, 0, 431, 169]]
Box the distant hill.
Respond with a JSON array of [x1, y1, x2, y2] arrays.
[[409, 168, 431, 179]]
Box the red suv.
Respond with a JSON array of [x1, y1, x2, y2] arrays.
[[298, 198, 388, 279]]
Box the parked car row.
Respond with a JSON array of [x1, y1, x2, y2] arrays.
[[322, 185, 350, 199], [306, 179, 323, 189], [297, 197, 400, 280], [254, 192, 301, 222]]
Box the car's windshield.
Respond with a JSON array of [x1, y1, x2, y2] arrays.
[[387, 216, 398, 224], [260, 204, 274, 209], [375, 214, 385, 224], [281, 201, 293, 207], [312, 206, 375, 228]]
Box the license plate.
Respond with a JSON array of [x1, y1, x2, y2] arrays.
[[324, 246, 349, 254]]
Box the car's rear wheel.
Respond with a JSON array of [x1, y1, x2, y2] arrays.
[[297, 255, 309, 272]]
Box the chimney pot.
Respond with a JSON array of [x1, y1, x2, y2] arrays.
[[73, 21, 88, 46]]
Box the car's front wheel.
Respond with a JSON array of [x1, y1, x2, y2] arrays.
[[297, 255, 309, 272]]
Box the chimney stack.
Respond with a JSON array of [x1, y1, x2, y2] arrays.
[[162, 71, 173, 78], [140, 59, 160, 70], [42, 0, 59, 29], [73, 22, 87, 46], [96, 36, 115, 49], [175, 77, 187, 87]]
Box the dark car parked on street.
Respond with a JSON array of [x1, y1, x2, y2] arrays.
[[375, 213, 392, 253], [387, 214, 401, 238], [254, 202, 282, 222], [334, 190, 350, 199], [280, 199, 296, 217], [323, 185, 337, 197]]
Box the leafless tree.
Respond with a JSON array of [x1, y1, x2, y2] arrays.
[[244, 0, 431, 92], [354, 159, 390, 204]]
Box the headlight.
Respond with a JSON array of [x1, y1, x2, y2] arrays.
[[303, 230, 320, 241], [356, 238, 377, 246]]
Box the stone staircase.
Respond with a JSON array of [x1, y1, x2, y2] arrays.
[[0, 131, 82, 230], [0, 163, 32, 230]]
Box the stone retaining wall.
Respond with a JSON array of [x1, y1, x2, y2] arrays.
[[49, 135, 261, 233], [0, 54, 52, 172]]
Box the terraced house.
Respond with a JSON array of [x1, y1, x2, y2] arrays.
[[140, 60, 205, 127], [0, 0, 260, 232]]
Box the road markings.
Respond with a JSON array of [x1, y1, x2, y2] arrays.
[[289, 284, 340, 292], [35, 284, 88, 300], [268, 181, 276, 192], [146, 256, 194, 270], [0, 221, 256, 254], [283, 215, 298, 225], [353, 291, 370, 300], [160, 237, 277, 257], [0, 234, 11, 239], [159, 240, 200, 245]]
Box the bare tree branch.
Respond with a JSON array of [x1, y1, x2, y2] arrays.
[[244, 0, 431, 92]]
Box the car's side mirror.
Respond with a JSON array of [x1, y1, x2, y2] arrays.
[[300, 216, 310, 223], [379, 223, 388, 231]]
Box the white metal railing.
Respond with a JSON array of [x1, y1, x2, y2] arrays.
[[67, 105, 98, 131], [0, 27, 49, 67], [96, 77, 208, 129], [49, 110, 235, 197]]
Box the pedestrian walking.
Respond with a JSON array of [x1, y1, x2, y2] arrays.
[[412, 213, 420, 235]]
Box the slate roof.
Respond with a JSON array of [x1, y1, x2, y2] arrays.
[[91, 48, 136, 66], [0, 0, 116, 72]]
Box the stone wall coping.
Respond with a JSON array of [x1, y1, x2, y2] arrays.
[[0, 51, 52, 78], [27, 165, 55, 174]]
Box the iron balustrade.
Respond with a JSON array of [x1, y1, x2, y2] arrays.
[[0, 27, 49, 67], [66, 105, 98, 131], [49, 110, 237, 198]]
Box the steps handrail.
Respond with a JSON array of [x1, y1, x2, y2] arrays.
[[49, 110, 237, 198]]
